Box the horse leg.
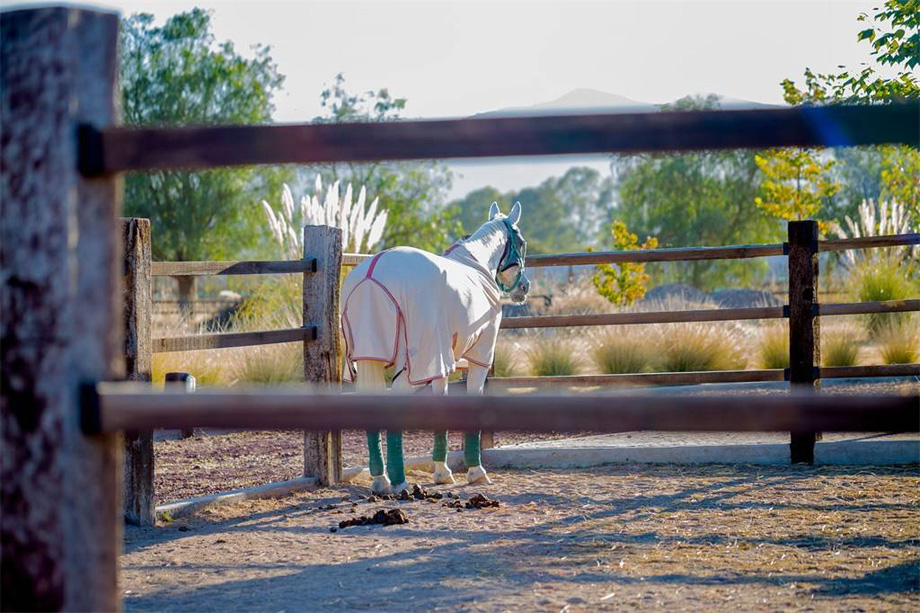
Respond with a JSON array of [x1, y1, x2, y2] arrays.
[[430, 378, 455, 484], [356, 360, 390, 494], [465, 363, 493, 485], [386, 369, 413, 494]]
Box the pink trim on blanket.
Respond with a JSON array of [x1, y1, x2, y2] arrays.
[[344, 249, 458, 387], [443, 242, 461, 256], [366, 251, 387, 279], [463, 355, 492, 369]]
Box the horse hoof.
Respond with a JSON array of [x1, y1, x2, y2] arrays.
[[371, 475, 391, 494], [433, 461, 456, 485], [390, 481, 411, 494], [467, 466, 492, 485]]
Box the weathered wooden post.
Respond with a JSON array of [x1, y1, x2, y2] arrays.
[[787, 220, 821, 464], [165, 372, 197, 439], [303, 226, 344, 485], [123, 218, 155, 526], [2, 6, 122, 610]]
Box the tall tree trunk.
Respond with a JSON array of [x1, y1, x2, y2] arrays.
[[175, 275, 196, 323]]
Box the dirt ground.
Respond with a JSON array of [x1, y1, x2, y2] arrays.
[[153, 430, 584, 503], [123, 464, 920, 611], [153, 380, 916, 504]]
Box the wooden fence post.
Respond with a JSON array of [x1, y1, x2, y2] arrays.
[[165, 373, 197, 438], [787, 220, 821, 464], [303, 226, 344, 485], [123, 218, 155, 526], [1, 7, 121, 610]]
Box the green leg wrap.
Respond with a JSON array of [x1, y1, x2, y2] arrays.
[[464, 431, 481, 468], [386, 430, 405, 485], [366, 430, 384, 477], [432, 431, 448, 462]]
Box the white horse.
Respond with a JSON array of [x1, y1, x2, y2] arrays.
[[341, 201, 530, 494]]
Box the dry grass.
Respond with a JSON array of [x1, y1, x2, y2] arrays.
[[851, 261, 915, 338], [491, 340, 521, 377], [877, 320, 919, 364], [526, 336, 583, 376], [757, 323, 789, 369], [822, 325, 862, 367], [591, 328, 654, 374], [653, 323, 747, 372]]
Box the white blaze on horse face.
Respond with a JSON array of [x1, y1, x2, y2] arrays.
[[489, 201, 501, 220]]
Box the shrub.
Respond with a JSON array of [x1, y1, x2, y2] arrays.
[[758, 324, 789, 369], [229, 343, 303, 385], [654, 323, 746, 373], [822, 328, 861, 367], [592, 329, 653, 374], [526, 337, 581, 376], [852, 262, 914, 338], [876, 321, 918, 364], [491, 341, 520, 377]]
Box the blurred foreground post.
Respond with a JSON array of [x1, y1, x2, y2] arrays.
[[788, 220, 821, 463], [303, 226, 344, 485], [1, 7, 121, 609]]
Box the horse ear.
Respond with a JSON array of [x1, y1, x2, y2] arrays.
[[508, 201, 522, 225], [488, 201, 501, 220]]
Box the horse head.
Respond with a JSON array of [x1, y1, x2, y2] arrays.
[[488, 201, 531, 304]]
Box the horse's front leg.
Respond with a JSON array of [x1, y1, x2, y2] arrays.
[[431, 378, 455, 484], [465, 363, 493, 485]]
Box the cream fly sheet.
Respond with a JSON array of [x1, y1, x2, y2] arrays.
[[341, 246, 502, 385]]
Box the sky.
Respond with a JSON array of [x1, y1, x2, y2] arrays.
[[29, 0, 886, 196]]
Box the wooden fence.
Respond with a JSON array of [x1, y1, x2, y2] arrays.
[[2, 6, 919, 610], [119, 221, 919, 526]]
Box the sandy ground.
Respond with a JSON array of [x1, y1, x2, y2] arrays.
[[153, 430, 585, 504], [153, 380, 916, 504], [123, 464, 920, 611]]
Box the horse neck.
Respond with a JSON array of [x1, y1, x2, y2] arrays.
[[457, 220, 506, 276]]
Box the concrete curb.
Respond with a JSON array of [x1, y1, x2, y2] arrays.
[[155, 476, 318, 521]]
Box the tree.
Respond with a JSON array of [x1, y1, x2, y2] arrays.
[[780, 0, 919, 218], [592, 221, 658, 306], [120, 9, 289, 311], [753, 148, 839, 231], [448, 167, 613, 253], [613, 96, 775, 289], [304, 74, 461, 253]]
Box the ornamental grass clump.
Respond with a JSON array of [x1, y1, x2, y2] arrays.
[[592, 329, 653, 374], [822, 327, 861, 367], [852, 262, 914, 338], [655, 323, 746, 373], [757, 324, 790, 369], [526, 337, 581, 376], [876, 320, 918, 365], [491, 340, 520, 378]]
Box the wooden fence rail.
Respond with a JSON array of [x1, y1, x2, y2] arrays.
[[499, 300, 918, 329], [488, 364, 920, 390], [341, 233, 920, 268], [152, 259, 316, 276], [153, 327, 316, 353], [79, 103, 918, 175], [88, 386, 919, 434]]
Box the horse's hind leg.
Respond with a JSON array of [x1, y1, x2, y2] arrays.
[[356, 360, 390, 494], [385, 369, 413, 494], [465, 363, 493, 485], [431, 378, 455, 484]]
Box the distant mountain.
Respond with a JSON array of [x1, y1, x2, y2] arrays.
[[474, 88, 656, 118], [473, 88, 780, 118], [446, 89, 782, 200]]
